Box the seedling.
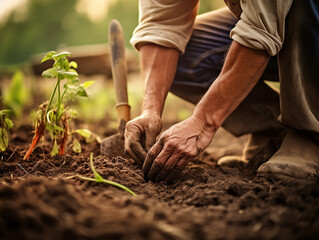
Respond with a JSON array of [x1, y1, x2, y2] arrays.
[[66, 153, 136, 196], [0, 110, 14, 152], [24, 51, 94, 159]]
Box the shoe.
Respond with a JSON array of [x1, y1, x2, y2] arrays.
[[257, 130, 319, 182], [217, 130, 285, 168]]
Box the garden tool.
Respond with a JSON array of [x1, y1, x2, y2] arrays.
[[100, 19, 130, 158]]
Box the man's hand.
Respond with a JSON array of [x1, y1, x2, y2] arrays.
[[142, 115, 216, 182], [124, 112, 162, 167], [124, 44, 179, 168]]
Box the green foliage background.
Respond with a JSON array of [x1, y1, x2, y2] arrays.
[[0, 0, 224, 68]]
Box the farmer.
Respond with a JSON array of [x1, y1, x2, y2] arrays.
[[124, 0, 319, 183]]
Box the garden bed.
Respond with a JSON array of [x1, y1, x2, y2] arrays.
[[0, 123, 318, 240]]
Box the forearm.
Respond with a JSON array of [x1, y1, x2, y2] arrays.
[[140, 44, 180, 116], [193, 41, 270, 129]]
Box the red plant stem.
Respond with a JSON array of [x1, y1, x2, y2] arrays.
[[59, 118, 68, 155], [23, 121, 45, 160]]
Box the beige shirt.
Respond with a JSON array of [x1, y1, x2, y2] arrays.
[[130, 0, 293, 56]]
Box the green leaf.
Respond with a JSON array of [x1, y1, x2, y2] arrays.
[[41, 51, 57, 63], [63, 71, 79, 78], [50, 124, 64, 132], [0, 129, 9, 152], [54, 57, 69, 71], [75, 128, 95, 143], [52, 51, 71, 60], [58, 70, 78, 80], [77, 86, 88, 97], [89, 153, 104, 182], [46, 110, 64, 132], [51, 139, 59, 156], [72, 138, 82, 153], [75, 129, 92, 139], [42, 67, 58, 78], [56, 58, 68, 71], [45, 123, 55, 137], [69, 61, 78, 69], [56, 69, 66, 75], [82, 81, 95, 88], [69, 68, 78, 74], [4, 118, 14, 129], [0, 110, 11, 117], [64, 85, 81, 99], [65, 76, 79, 86]]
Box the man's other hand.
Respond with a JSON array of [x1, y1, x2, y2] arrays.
[[142, 115, 215, 183], [124, 113, 162, 167]]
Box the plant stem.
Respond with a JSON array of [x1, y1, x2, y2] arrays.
[[89, 153, 136, 196], [75, 175, 136, 196], [56, 74, 61, 123], [61, 87, 67, 104], [46, 79, 58, 117]]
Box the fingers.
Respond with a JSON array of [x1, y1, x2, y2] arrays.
[[143, 137, 186, 182], [144, 146, 189, 182], [124, 123, 147, 167], [125, 148, 143, 167], [164, 159, 189, 183], [143, 132, 190, 182], [154, 155, 181, 182], [146, 149, 171, 181], [124, 115, 162, 168], [130, 142, 146, 162], [142, 139, 164, 176]]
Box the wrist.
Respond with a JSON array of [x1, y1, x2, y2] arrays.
[[141, 104, 162, 117], [192, 105, 221, 133], [142, 108, 161, 117], [142, 94, 164, 117]]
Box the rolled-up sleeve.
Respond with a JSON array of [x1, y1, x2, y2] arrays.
[[130, 0, 199, 54], [230, 0, 293, 56]]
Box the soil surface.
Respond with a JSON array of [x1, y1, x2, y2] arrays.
[[0, 124, 319, 240]]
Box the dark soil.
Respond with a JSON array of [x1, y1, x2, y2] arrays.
[[0, 124, 319, 240]]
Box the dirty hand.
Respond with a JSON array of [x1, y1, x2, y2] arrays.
[[124, 112, 162, 167], [143, 115, 216, 182]]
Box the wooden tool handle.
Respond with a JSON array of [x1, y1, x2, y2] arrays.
[[109, 19, 130, 123]]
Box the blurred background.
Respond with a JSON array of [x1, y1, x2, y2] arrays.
[[0, 0, 225, 69], [0, 0, 225, 136]]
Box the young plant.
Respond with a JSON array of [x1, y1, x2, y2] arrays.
[[0, 110, 14, 152], [66, 153, 136, 196], [24, 51, 94, 159]]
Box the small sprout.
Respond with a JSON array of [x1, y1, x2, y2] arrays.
[[65, 153, 136, 196], [89, 153, 104, 183]]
